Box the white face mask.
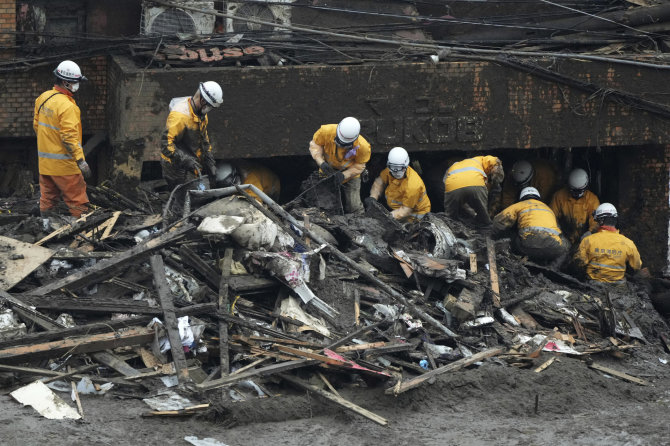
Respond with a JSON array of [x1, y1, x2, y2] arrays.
[[201, 105, 212, 116], [67, 82, 80, 93], [390, 168, 406, 179]]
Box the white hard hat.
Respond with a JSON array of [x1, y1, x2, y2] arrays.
[[519, 186, 541, 201], [594, 202, 617, 220], [215, 161, 239, 186], [335, 117, 360, 147], [511, 160, 534, 186], [199, 81, 223, 107], [568, 168, 589, 191], [54, 60, 87, 82], [387, 147, 409, 169]]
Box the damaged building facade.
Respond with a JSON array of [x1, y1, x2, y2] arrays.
[[0, 0, 669, 275]]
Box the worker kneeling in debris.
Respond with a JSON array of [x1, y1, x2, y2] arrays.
[[366, 147, 430, 222], [572, 203, 643, 283], [492, 187, 569, 263], [309, 117, 371, 213], [215, 160, 281, 202], [34, 60, 91, 218], [160, 81, 222, 190], [443, 155, 503, 226], [550, 168, 600, 245]]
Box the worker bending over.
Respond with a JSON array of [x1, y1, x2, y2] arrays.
[[34, 60, 91, 218], [550, 168, 600, 245], [367, 147, 430, 222], [160, 81, 223, 190], [492, 187, 569, 264], [443, 155, 504, 226], [497, 159, 558, 212], [215, 160, 281, 202], [309, 117, 371, 214], [572, 203, 642, 283]]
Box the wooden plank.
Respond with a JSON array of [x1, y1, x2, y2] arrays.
[[35, 211, 95, 246], [141, 404, 210, 417], [469, 253, 478, 273], [230, 357, 270, 376], [69, 366, 84, 417], [280, 373, 388, 426], [180, 245, 221, 291], [588, 362, 648, 386], [0, 290, 64, 331], [151, 254, 191, 384], [486, 237, 501, 307], [0, 327, 155, 363], [219, 247, 233, 377], [28, 224, 194, 296], [534, 357, 556, 373], [91, 351, 140, 377], [335, 342, 387, 353], [0, 236, 54, 291], [386, 347, 505, 395], [197, 359, 316, 391], [276, 345, 350, 366], [318, 372, 341, 397], [354, 288, 360, 326]]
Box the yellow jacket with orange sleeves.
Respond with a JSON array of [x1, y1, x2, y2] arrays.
[[378, 167, 431, 220], [311, 124, 371, 178], [550, 187, 600, 244], [573, 227, 641, 282], [160, 97, 213, 166], [33, 86, 84, 176], [493, 198, 563, 243], [500, 159, 559, 209], [236, 160, 281, 202], [444, 156, 501, 192]]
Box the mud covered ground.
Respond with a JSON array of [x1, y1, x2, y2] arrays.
[[1, 342, 668, 446]]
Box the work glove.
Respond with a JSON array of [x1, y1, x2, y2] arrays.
[[183, 156, 203, 175], [320, 161, 336, 175], [364, 196, 377, 210], [77, 159, 92, 179], [333, 171, 345, 185], [205, 157, 217, 178]]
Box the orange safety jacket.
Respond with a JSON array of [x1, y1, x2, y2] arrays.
[[379, 167, 431, 219], [160, 96, 213, 165], [444, 156, 501, 192], [574, 226, 642, 282], [33, 86, 84, 176], [550, 187, 600, 244], [493, 198, 563, 243], [236, 160, 281, 202]]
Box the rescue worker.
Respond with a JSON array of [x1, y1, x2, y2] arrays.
[[443, 154, 504, 226], [215, 160, 280, 202], [309, 117, 371, 214], [572, 203, 642, 283], [492, 187, 569, 263], [497, 159, 559, 211], [33, 60, 91, 218], [550, 168, 600, 245], [160, 81, 223, 190], [366, 147, 430, 222]]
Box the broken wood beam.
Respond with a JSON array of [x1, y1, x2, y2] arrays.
[[0, 327, 155, 363], [91, 351, 140, 377], [386, 347, 505, 395], [280, 373, 388, 426], [28, 224, 194, 296], [0, 290, 64, 331], [587, 362, 648, 386], [196, 359, 316, 391], [486, 237, 501, 307], [218, 247, 233, 377], [150, 254, 191, 384], [179, 245, 221, 291]]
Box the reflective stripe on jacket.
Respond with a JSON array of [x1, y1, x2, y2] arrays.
[[160, 96, 212, 164], [444, 156, 500, 192], [237, 160, 281, 202], [574, 228, 641, 282], [493, 198, 563, 243], [312, 124, 371, 172], [33, 87, 84, 176], [380, 167, 431, 218], [550, 187, 600, 244]]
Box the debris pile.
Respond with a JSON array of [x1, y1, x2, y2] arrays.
[[0, 182, 668, 426]]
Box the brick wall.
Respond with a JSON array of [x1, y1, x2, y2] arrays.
[[0, 56, 108, 138], [0, 0, 15, 60], [617, 145, 670, 275]]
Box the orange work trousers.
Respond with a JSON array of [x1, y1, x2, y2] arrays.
[[39, 174, 89, 217]]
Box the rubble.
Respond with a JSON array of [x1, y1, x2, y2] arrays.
[[0, 180, 668, 433]]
